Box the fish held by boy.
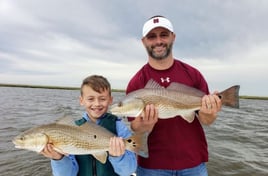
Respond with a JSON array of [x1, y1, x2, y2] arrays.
[[12, 117, 148, 164], [110, 79, 240, 123]]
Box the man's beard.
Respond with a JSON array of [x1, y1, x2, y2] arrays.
[[146, 42, 173, 60]]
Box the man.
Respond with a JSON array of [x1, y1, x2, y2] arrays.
[[127, 15, 222, 176]]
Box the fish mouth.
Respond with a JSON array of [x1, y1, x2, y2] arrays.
[[13, 145, 21, 149], [12, 138, 22, 147], [12, 140, 22, 149], [12, 138, 19, 145], [109, 104, 121, 113], [109, 99, 145, 117]]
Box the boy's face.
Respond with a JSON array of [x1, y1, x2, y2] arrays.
[[80, 85, 113, 122]]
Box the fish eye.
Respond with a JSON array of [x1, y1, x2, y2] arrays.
[[20, 136, 25, 140], [118, 101, 123, 107]]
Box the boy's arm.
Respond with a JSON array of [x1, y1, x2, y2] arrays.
[[41, 144, 79, 176], [109, 150, 137, 175], [51, 155, 79, 176], [108, 120, 137, 175]]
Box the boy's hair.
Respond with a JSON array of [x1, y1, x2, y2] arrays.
[[81, 75, 111, 96]]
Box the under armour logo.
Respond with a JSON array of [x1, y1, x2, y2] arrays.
[[153, 18, 159, 23], [160, 77, 170, 83]]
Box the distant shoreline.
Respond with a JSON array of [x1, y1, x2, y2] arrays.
[[0, 83, 125, 92], [1, 83, 267, 100]]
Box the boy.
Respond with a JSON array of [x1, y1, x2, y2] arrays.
[[41, 75, 137, 176]]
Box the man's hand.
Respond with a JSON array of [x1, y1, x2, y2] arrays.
[[198, 91, 222, 125], [131, 104, 158, 133]]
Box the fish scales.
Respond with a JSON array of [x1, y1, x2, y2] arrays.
[[134, 89, 202, 107], [22, 123, 112, 153], [110, 79, 240, 123], [129, 82, 204, 107], [13, 117, 149, 163]]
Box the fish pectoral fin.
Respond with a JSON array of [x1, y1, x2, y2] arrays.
[[92, 152, 108, 164], [36, 133, 49, 153], [36, 144, 47, 153], [52, 146, 69, 156], [55, 116, 76, 126], [180, 111, 196, 123], [136, 109, 144, 117]]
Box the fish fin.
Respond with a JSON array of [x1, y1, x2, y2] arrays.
[[36, 145, 47, 153], [180, 111, 196, 123], [52, 146, 69, 156], [35, 133, 49, 152], [124, 132, 149, 158], [145, 79, 164, 89], [218, 85, 240, 108], [92, 152, 108, 164], [78, 121, 92, 131], [55, 116, 77, 126], [167, 82, 205, 97], [136, 108, 144, 117], [78, 121, 111, 134], [33, 143, 47, 153]]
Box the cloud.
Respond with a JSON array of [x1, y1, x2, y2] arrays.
[[0, 0, 267, 96]]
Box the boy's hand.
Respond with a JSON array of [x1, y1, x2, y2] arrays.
[[109, 137, 125, 157], [40, 143, 64, 160]]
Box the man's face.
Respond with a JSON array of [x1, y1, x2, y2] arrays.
[[142, 27, 175, 60]]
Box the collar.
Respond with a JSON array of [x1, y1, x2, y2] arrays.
[[82, 112, 107, 125]]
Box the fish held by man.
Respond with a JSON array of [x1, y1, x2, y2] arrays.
[[12, 117, 148, 164], [110, 79, 240, 123]]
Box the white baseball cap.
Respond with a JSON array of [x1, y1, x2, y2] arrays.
[[142, 16, 174, 37]]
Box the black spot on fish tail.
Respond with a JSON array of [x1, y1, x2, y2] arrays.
[[132, 141, 137, 147], [127, 139, 137, 147], [125, 133, 149, 158]]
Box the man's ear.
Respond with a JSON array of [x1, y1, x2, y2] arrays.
[[141, 37, 146, 46], [172, 32, 176, 42]]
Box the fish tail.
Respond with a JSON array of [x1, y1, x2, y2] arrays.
[[124, 132, 149, 158], [218, 85, 240, 108]]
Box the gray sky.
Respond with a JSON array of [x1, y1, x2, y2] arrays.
[[1, 0, 268, 96]]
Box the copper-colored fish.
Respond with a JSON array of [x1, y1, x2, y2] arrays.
[[110, 79, 240, 123], [12, 117, 148, 163]]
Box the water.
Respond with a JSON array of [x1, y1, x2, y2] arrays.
[[0, 87, 267, 176]]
